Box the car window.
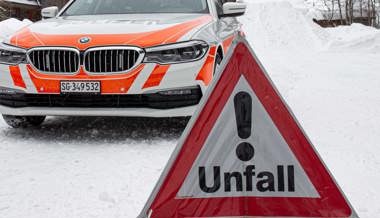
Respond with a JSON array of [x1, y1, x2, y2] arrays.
[[214, 0, 223, 16], [62, 0, 209, 16]]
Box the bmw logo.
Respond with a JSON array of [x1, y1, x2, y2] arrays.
[[79, 37, 91, 44]]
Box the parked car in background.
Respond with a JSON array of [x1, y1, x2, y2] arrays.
[[0, 0, 246, 128]]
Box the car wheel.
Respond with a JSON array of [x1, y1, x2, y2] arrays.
[[2, 115, 46, 128], [214, 53, 223, 75]]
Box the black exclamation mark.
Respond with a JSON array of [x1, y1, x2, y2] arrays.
[[234, 92, 254, 162]]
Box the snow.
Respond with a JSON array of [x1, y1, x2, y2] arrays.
[[1, 0, 380, 217], [0, 117, 187, 218], [239, 0, 329, 52], [326, 23, 380, 52], [0, 18, 32, 42]]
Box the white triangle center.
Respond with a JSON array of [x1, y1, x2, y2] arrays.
[[178, 76, 319, 198]]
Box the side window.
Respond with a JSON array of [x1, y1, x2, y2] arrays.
[[214, 0, 223, 16]]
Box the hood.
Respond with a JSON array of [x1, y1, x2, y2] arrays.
[[8, 14, 213, 50]]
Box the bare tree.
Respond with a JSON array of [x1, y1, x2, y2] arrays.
[[345, 0, 354, 24], [375, 0, 378, 26], [350, 0, 354, 24], [371, 0, 377, 26], [320, 0, 379, 27], [359, 0, 364, 16], [337, 0, 345, 24], [367, 0, 375, 25], [323, 0, 336, 20]]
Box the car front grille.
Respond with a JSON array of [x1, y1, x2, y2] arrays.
[[0, 87, 202, 109], [28, 48, 80, 73], [27, 47, 144, 74], [84, 47, 143, 74]]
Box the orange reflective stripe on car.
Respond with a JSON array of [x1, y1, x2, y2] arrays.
[[101, 72, 141, 94], [143, 64, 171, 89], [9, 66, 26, 89], [223, 35, 236, 53], [196, 46, 216, 86], [162, 17, 212, 44], [128, 15, 213, 46]]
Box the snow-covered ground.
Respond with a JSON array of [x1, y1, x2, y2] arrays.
[[1, 0, 380, 217]]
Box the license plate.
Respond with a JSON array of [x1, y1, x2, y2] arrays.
[[60, 81, 101, 94]]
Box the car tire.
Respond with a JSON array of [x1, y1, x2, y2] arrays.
[[2, 115, 46, 128]]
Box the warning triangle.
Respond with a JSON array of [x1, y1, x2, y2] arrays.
[[139, 38, 358, 218]]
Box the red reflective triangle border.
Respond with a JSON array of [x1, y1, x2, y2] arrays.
[[141, 41, 355, 218]]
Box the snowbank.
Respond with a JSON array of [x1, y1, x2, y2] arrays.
[[240, 0, 329, 53], [0, 18, 32, 42], [326, 23, 380, 53], [241, 0, 380, 53]]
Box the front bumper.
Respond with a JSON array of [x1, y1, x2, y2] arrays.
[[0, 87, 202, 117], [0, 104, 197, 117]]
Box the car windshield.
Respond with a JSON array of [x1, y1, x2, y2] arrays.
[[62, 0, 209, 16]]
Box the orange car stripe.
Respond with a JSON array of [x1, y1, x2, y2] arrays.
[[222, 35, 236, 53], [163, 18, 209, 44], [128, 15, 212, 46], [27, 65, 146, 94], [196, 46, 216, 86], [11, 15, 213, 49], [143, 64, 171, 89], [102, 71, 141, 94], [9, 66, 26, 89]]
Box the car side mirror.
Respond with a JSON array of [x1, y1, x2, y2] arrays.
[[221, 2, 247, 17], [41, 6, 59, 19]]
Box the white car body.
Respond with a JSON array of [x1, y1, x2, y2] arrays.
[[0, 0, 245, 119]]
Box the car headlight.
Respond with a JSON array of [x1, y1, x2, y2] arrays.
[[0, 43, 27, 65], [144, 40, 209, 64]]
